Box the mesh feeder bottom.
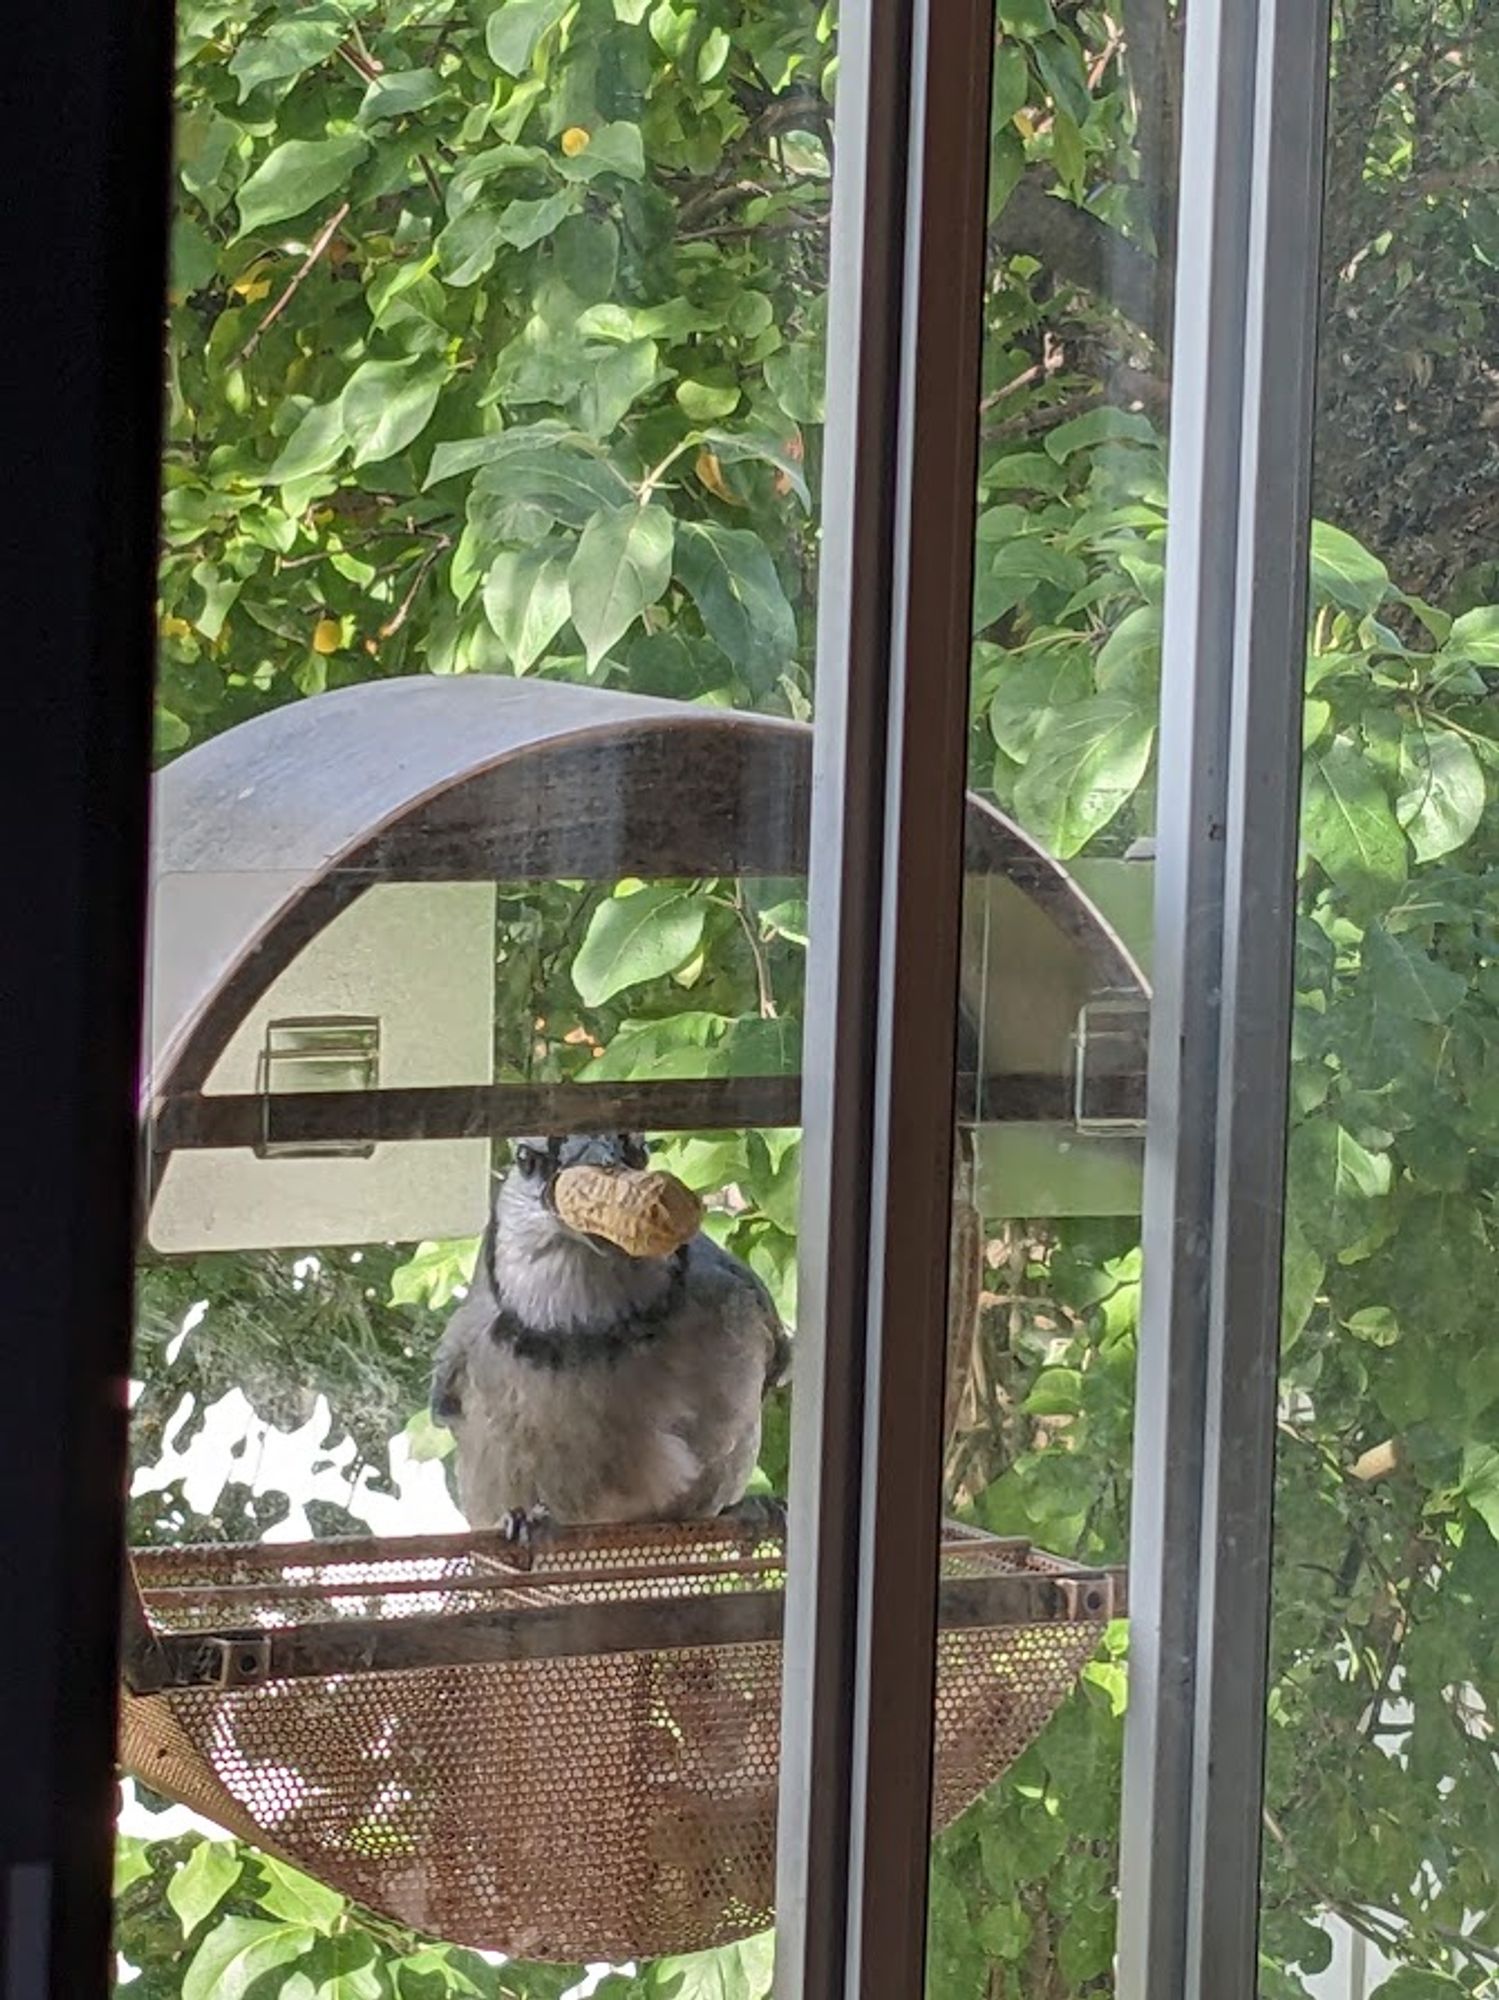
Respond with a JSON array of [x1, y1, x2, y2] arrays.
[[120, 1523, 1121, 1963]]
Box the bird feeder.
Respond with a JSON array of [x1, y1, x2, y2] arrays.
[[122, 676, 1141, 1960]]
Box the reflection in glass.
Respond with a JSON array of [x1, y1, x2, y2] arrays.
[[1266, 3, 1499, 1993], [927, 0, 1175, 1991]]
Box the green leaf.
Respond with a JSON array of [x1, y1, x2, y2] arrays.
[[580, 1011, 730, 1079], [999, 0, 1056, 34], [763, 342, 825, 425], [573, 886, 708, 1006], [555, 121, 647, 182], [1346, 1305, 1399, 1346], [1441, 604, 1499, 667], [677, 378, 742, 422], [991, 42, 1030, 127], [312, 1958, 385, 2000], [171, 215, 219, 295], [1280, 1209, 1323, 1348], [182, 1916, 317, 2000], [1309, 521, 1391, 617], [1023, 1367, 1083, 1416], [1012, 694, 1155, 858], [498, 191, 576, 248], [154, 708, 191, 757], [649, 1933, 773, 1998], [1302, 738, 1407, 908], [701, 428, 810, 509], [478, 547, 570, 671], [674, 522, 797, 688], [403, 1407, 456, 1463], [254, 1856, 346, 1932], [392, 1947, 482, 1994], [234, 136, 370, 240], [1369, 1975, 1469, 2000], [389, 1238, 479, 1310], [568, 503, 673, 668], [228, 19, 344, 100], [265, 400, 347, 484], [1458, 1444, 1499, 1543], [698, 24, 731, 80], [486, 0, 573, 75], [357, 67, 445, 124], [973, 537, 1088, 627], [340, 360, 447, 467], [1395, 727, 1485, 863], [1044, 407, 1156, 460], [988, 649, 1091, 761], [470, 446, 632, 528], [1094, 603, 1162, 699], [436, 207, 505, 286], [553, 214, 620, 302], [168, 1840, 242, 1937], [576, 338, 660, 437], [1287, 1116, 1392, 1259], [1362, 923, 1467, 1024], [113, 1837, 153, 1897]]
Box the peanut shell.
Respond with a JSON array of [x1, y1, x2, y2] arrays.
[[552, 1164, 703, 1258]]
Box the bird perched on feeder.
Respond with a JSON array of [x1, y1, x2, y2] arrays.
[[429, 1132, 791, 1541]]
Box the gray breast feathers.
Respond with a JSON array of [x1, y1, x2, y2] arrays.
[[431, 1231, 788, 1530]]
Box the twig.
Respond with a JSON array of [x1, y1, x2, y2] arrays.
[[376, 537, 451, 641], [335, 39, 380, 83], [232, 203, 350, 368], [677, 213, 824, 245], [418, 152, 444, 207], [730, 884, 777, 1020]]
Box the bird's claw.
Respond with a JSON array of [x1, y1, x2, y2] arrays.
[[719, 1494, 788, 1544], [497, 1504, 553, 1561]]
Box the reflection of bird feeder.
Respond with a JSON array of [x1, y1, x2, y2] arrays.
[[123, 677, 1138, 1960], [141, 676, 1149, 1247]]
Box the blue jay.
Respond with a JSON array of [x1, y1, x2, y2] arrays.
[[430, 1133, 790, 1539]]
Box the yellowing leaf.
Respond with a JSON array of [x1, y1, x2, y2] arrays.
[[560, 125, 591, 156], [311, 618, 342, 654], [695, 448, 743, 506]]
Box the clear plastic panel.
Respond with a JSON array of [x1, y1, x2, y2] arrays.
[[926, 1, 1175, 1989]]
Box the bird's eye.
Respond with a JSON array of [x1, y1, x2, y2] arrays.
[[515, 1145, 541, 1178], [620, 1134, 648, 1170]]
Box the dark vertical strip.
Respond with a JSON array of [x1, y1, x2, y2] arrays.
[[776, 0, 995, 1991], [775, 0, 913, 1982], [0, 0, 172, 1991], [1186, 0, 1332, 1989]]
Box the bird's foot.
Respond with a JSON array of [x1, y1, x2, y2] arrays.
[[497, 1504, 554, 1564], [718, 1494, 788, 1545]]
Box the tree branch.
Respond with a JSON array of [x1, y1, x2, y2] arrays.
[[232, 203, 350, 369], [1118, 0, 1181, 263], [990, 170, 1169, 350]]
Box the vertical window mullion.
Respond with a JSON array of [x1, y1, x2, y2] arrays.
[[776, 0, 996, 1992], [1117, 0, 1332, 1994]]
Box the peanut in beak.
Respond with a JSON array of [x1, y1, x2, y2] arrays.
[[551, 1164, 703, 1259]]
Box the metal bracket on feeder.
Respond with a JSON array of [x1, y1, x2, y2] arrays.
[[1071, 993, 1150, 1137], [256, 1014, 381, 1160], [205, 1634, 273, 1689]]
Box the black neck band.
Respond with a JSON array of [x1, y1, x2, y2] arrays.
[[487, 1245, 690, 1371]]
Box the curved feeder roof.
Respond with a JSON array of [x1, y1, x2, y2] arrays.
[[143, 677, 1149, 1249]]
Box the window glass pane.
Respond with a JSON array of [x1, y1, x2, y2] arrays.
[[1265, 5, 1499, 1994], [926, 4, 1175, 1992], [121, 0, 828, 1991]]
